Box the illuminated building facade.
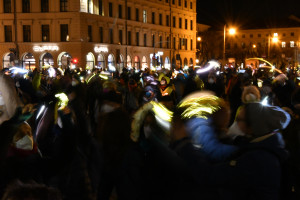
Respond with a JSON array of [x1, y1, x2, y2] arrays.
[[224, 27, 300, 67], [0, 0, 197, 71]]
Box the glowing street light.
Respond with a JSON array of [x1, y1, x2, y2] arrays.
[[229, 28, 236, 35], [223, 25, 236, 65], [268, 33, 279, 58], [272, 37, 279, 43], [253, 44, 256, 48], [196, 36, 202, 65]]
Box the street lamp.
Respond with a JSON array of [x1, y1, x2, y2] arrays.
[[272, 37, 279, 43], [268, 33, 279, 58], [223, 25, 236, 65], [196, 36, 202, 65], [229, 28, 236, 35]]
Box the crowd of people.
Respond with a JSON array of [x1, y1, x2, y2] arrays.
[[0, 64, 299, 200]]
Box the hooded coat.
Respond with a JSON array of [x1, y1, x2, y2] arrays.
[[216, 132, 288, 200], [173, 131, 288, 200], [175, 103, 291, 200]]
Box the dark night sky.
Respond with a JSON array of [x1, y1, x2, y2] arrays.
[[197, 0, 300, 29]]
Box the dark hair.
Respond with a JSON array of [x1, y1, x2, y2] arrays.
[[2, 180, 62, 200]]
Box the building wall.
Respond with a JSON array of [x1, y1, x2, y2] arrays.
[[0, 0, 197, 70], [226, 27, 300, 66]]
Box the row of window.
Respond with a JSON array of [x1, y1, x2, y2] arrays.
[[135, 0, 194, 8], [4, 25, 69, 42], [281, 41, 296, 48], [3, 0, 68, 13], [240, 32, 295, 39], [171, 0, 193, 9], [3, 25, 194, 50], [227, 41, 297, 49], [110, 4, 193, 30], [3, 0, 194, 14], [3, 1, 193, 30]]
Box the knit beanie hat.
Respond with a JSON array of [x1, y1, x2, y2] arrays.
[[245, 103, 291, 137]]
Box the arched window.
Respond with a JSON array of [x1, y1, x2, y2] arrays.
[[134, 56, 140, 69], [127, 55, 132, 69], [184, 58, 188, 67], [22, 53, 36, 70], [97, 54, 105, 69], [58, 52, 72, 69], [86, 52, 95, 70], [142, 56, 147, 70], [2, 52, 16, 68], [108, 54, 116, 71], [164, 57, 170, 70], [189, 58, 193, 66], [40, 52, 54, 69], [118, 54, 124, 73]]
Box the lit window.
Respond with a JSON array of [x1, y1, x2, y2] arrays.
[[88, 0, 93, 13], [143, 10, 147, 23], [282, 42, 286, 48], [290, 41, 295, 47]]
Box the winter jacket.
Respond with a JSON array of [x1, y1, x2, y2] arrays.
[[185, 117, 238, 162], [175, 132, 288, 200]]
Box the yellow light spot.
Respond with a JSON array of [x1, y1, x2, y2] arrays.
[[99, 74, 108, 80], [151, 101, 173, 122], [87, 74, 96, 83], [178, 95, 221, 119], [55, 93, 69, 109]]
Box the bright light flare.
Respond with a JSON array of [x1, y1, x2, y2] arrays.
[[9, 67, 28, 75], [261, 97, 268, 106], [229, 28, 236, 35], [178, 94, 221, 119], [108, 64, 116, 72], [272, 37, 279, 43], [36, 105, 45, 120], [196, 60, 220, 74], [55, 93, 69, 110], [99, 74, 108, 80], [151, 101, 173, 122], [48, 67, 56, 77]]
